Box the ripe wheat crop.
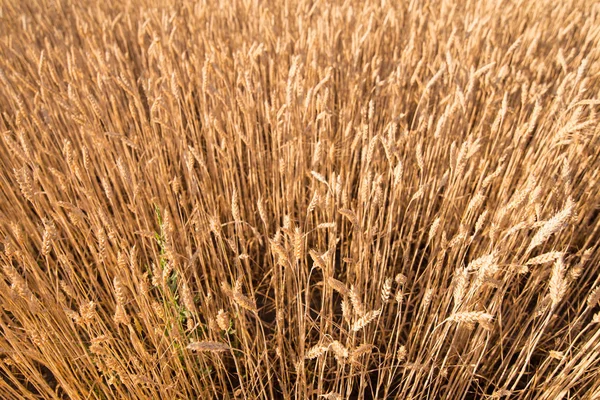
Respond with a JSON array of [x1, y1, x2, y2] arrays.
[[1, 0, 600, 399]]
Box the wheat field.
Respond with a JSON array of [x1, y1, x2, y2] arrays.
[[0, 0, 599, 398]]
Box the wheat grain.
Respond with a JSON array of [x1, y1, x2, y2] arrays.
[[587, 286, 600, 308], [14, 167, 34, 203], [232, 187, 240, 222], [527, 197, 574, 252], [465, 192, 485, 217], [453, 268, 469, 306], [467, 253, 496, 272], [448, 311, 494, 326], [319, 393, 342, 400], [341, 299, 352, 324], [329, 340, 349, 362], [549, 257, 567, 308], [548, 350, 565, 360], [490, 389, 512, 398], [328, 277, 349, 296], [352, 309, 381, 332], [306, 344, 328, 359], [233, 290, 258, 313], [182, 282, 196, 314], [293, 227, 303, 262], [316, 222, 336, 230], [349, 285, 366, 317], [527, 252, 564, 265], [311, 170, 328, 186], [350, 343, 374, 363], [187, 341, 230, 353], [308, 192, 320, 214], [416, 141, 424, 172], [397, 345, 407, 363], [428, 217, 441, 243], [41, 219, 56, 256], [339, 208, 359, 226], [381, 278, 393, 304], [216, 309, 230, 331], [309, 250, 326, 270]]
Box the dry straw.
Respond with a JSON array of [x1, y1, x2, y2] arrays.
[[0, 0, 598, 398]]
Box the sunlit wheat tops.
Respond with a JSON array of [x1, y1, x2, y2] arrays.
[[0, 0, 599, 399]]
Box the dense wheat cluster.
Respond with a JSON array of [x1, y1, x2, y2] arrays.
[[1, 0, 599, 398]]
